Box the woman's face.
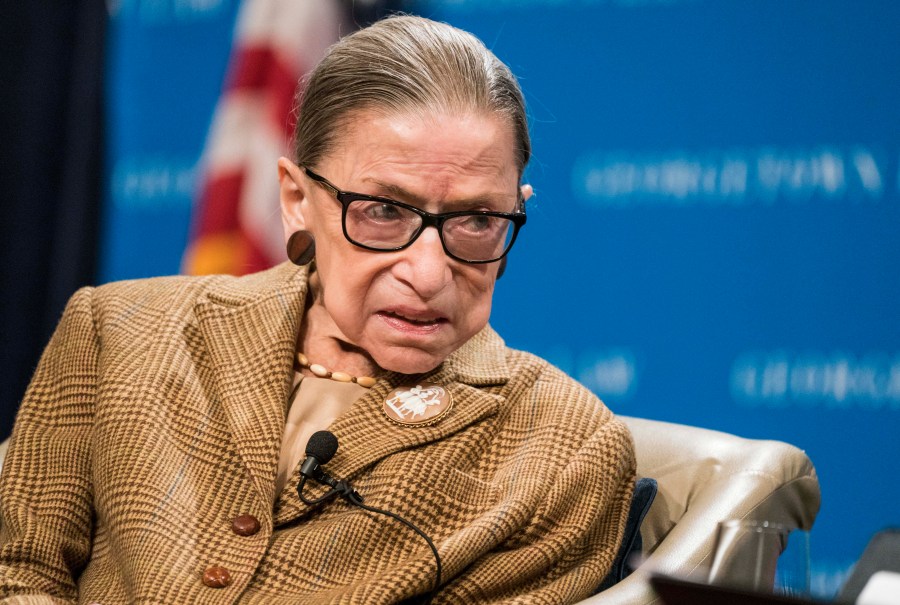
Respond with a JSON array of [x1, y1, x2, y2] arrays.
[[279, 110, 529, 374]]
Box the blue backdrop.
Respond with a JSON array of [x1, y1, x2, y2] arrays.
[[102, 0, 900, 596]]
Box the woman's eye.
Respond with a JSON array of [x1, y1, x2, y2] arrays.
[[461, 215, 493, 231], [365, 203, 402, 221]]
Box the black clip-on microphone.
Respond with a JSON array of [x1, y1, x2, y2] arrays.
[[297, 431, 362, 505], [298, 430, 442, 604]]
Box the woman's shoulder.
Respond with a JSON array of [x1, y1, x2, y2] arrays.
[[498, 347, 626, 440], [502, 347, 598, 402], [85, 262, 303, 317]]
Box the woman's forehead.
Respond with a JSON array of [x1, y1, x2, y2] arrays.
[[324, 110, 520, 197]]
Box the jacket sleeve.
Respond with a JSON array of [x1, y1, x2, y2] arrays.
[[0, 288, 98, 603], [444, 414, 637, 605]]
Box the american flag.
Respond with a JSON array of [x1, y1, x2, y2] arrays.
[[183, 0, 348, 276]]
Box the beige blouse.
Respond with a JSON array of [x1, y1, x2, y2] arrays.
[[275, 373, 366, 497]]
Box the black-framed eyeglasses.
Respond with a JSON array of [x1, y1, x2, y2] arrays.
[[304, 167, 526, 264]]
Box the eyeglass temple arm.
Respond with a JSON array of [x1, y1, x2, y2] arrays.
[[304, 168, 341, 197]]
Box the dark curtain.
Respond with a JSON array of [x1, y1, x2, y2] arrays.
[[0, 0, 107, 439]]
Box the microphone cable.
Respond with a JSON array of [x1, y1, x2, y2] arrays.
[[298, 431, 442, 604]]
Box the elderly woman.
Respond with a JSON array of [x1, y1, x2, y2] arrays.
[[0, 15, 635, 605]]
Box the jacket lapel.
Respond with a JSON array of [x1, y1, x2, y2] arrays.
[[276, 325, 512, 522], [195, 263, 309, 507]]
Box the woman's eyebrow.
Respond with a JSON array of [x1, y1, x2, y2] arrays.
[[364, 178, 514, 209]]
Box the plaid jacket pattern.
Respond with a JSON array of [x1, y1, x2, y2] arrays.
[[0, 263, 635, 604]]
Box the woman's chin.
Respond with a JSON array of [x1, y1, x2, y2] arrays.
[[373, 347, 446, 377]]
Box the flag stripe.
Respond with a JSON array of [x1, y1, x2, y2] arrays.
[[183, 0, 347, 276]]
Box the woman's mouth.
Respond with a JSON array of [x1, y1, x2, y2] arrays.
[[377, 310, 449, 334]]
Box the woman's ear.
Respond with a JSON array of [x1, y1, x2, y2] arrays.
[[278, 157, 310, 242]]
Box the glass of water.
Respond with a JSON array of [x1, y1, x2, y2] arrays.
[[708, 519, 810, 596]]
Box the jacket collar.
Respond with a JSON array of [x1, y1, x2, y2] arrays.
[[194, 262, 511, 511]]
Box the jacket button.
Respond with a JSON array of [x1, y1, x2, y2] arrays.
[[231, 513, 261, 536], [202, 566, 231, 588]]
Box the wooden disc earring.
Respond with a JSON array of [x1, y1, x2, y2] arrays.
[[287, 230, 315, 266]]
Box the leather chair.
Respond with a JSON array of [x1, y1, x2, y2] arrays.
[[581, 416, 821, 604]]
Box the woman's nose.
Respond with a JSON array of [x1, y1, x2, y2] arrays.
[[394, 227, 452, 300]]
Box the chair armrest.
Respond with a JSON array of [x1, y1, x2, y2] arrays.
[[576, 417, 820, 605]]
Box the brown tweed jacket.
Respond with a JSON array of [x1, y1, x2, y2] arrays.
[[0, 263, 635, 604]]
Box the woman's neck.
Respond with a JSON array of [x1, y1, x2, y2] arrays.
[[297, 273, 378, 378]]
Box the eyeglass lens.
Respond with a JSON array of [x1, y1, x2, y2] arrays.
[[345, 199, 515, 262]]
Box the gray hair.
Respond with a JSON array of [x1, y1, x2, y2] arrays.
[[292, 15, 531, 179]]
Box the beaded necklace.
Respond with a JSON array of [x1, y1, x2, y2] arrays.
[[294, 352, 377, 388]]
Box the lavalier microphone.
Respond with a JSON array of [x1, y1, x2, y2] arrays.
[[297, 430, 442, 604]]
